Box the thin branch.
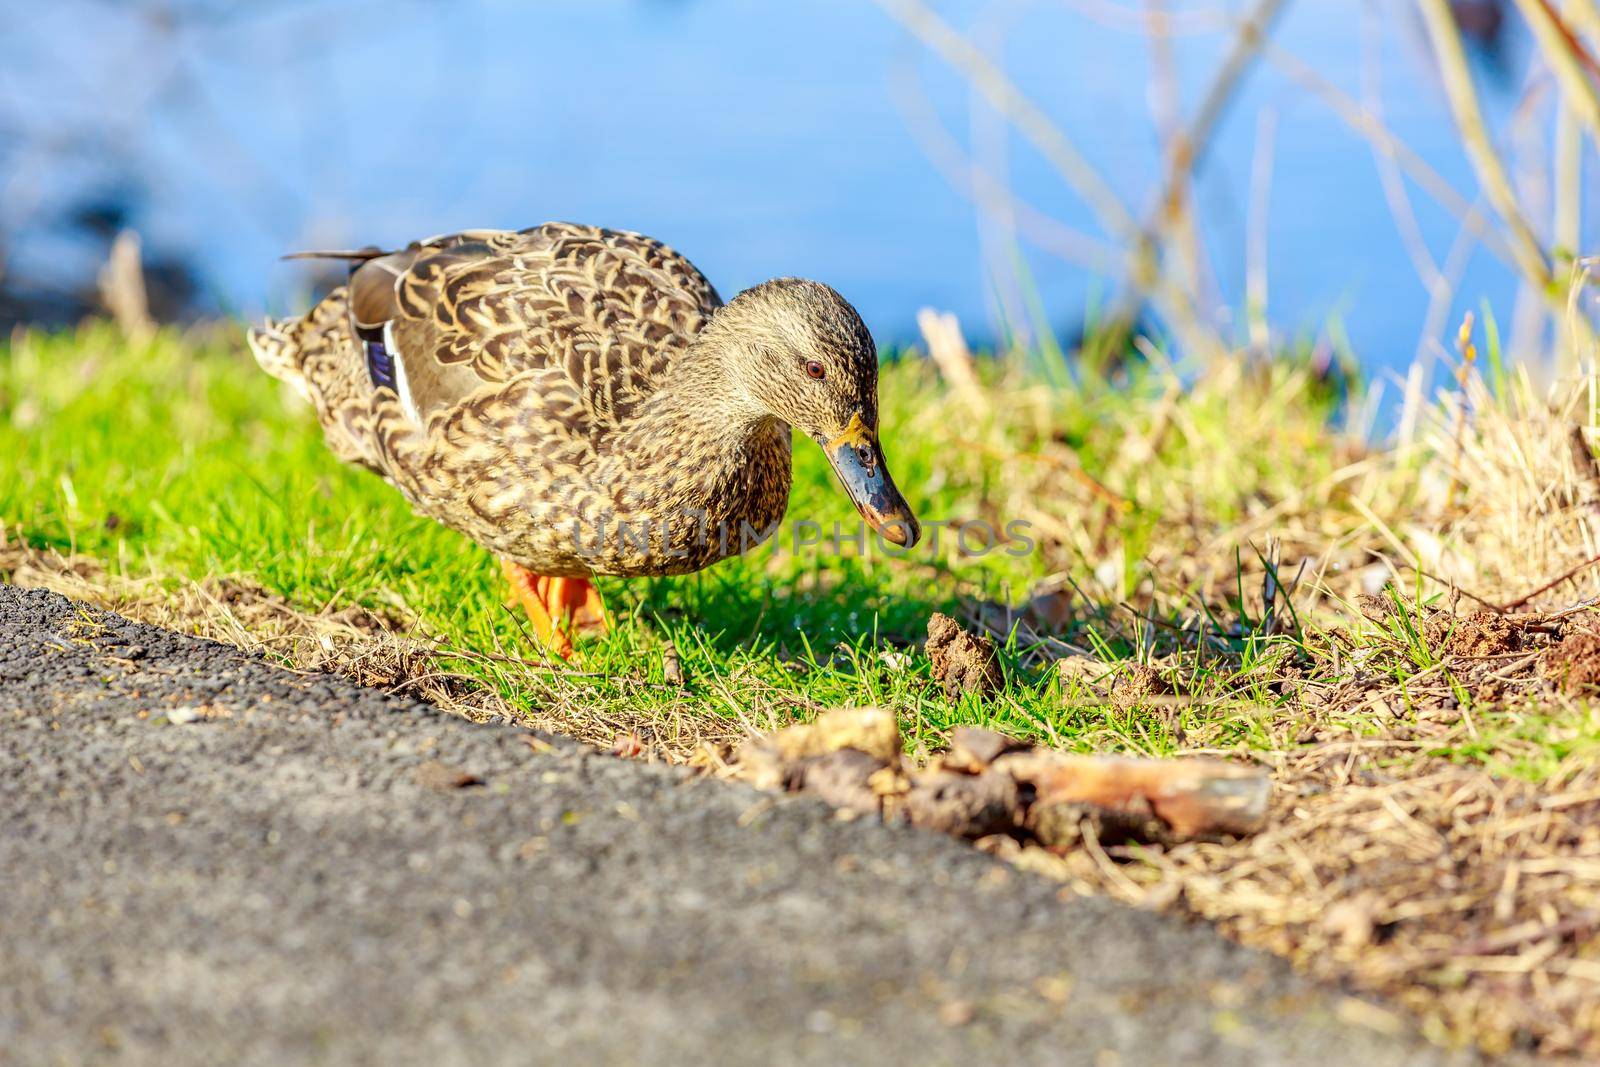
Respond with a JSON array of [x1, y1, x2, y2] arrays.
[[1517, 0, 1600, 109], [1499, 554, 1600, 611], [1361, 1, 1442, 292], [1109, 0, 1287, 342], [1144, 0, 1202, 302], [1555, 93, 1581, 259], [1261, 39, 1515, 267], [1416, 0, 1553, 291], [1155, 0, 1287, 225], [872, 0, 1139, 245], [1057, 0, 1231, 35], [1569, 0, 1600, 43], [1245, 107, 1277, 355], [876, 0, 1219, 358], [886, 57, 1123, 275]]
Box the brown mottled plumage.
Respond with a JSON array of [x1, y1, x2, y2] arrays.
[[248, 223, 918, 615]]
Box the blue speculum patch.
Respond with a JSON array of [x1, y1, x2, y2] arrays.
[[365, 338, 397, 392]]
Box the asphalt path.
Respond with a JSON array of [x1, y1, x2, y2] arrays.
[[0, 584, 1486, 1065]]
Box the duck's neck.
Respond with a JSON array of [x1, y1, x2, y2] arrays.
[[655, 333, 771, 441], [617, 331, 793, 522]]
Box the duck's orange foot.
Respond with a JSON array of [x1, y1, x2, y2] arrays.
[[501, 560, 609, 660]]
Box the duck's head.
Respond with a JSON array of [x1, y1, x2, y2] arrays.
[[711, 278, 921, 548]]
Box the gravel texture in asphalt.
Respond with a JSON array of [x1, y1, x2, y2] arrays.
[[0, 584, 1485, 1065]]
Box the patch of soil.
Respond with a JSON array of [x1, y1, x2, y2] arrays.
[[1110, 663, 1173, 709], [1357, 596, 1526, 658], [412, 759, 485, 791], [925, 613, 1004, 700], [1437, 610, 1522, 657], [1541, 630, 1600, 694]]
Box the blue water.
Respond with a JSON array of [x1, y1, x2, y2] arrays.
[[3, 1, 1537, 376]]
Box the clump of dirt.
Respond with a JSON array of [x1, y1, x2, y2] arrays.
[[1473, 677, 1508, 704], [1357, 595, 1524, 657], [412, 759, 484, 791], [1110, 663, 1173, 709], [1353, 593, 1397, 626], [925, 613, 1004, 700], [1341, 592, 1600, 715], [1356, 594, 1536, 660], [1436, 610, 1522, 657], [1541, 630, 1600, 694]]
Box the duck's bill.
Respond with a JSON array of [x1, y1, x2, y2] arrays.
[[815, 423, 921, 548]]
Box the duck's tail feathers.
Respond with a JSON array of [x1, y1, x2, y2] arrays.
[[248, 293, 392, 475], [281, 247, 391, 262], [247, 316, 313, 403]]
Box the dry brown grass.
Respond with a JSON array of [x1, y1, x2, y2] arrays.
[[908, 335, 1600, 1057], [1408, 360, 1600, 611], [1006, 745, 1600, 1057]]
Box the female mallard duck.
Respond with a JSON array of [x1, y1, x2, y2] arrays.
[[249, 222, 920, 657]]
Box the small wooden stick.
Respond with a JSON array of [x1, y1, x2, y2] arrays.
[[997, 752, 1271, 839], [1498, 553, 1600, 612]]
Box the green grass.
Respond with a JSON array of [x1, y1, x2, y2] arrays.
[[0, 324, 1070, 748], [1, 322, 1589, 773]]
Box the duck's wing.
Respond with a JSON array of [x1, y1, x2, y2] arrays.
[[344, 223, 722, 432]]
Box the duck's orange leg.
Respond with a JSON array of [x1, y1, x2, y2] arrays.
[[564, 576, 610, 635], [501, 561, 609, 659]]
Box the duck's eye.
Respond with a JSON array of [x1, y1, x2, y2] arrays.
[[805, 360, 826, 380]]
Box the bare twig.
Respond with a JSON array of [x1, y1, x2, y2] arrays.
[[1498, 554, 1600, 611], [1104, 0, 1288, 347], [1416, 0, 1552, 294], [875, 0, 1221, 358], [97, 230, 154, 341], [1515, 0, 1600, 130], [1554, 91, 1581, 259], [1261, 40, 1514, 266], [1361, 2, 1441, 293], [886, 57, 1123, 274], [872, 0, 1138, 244], [1245, 107, 1277, 355]]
